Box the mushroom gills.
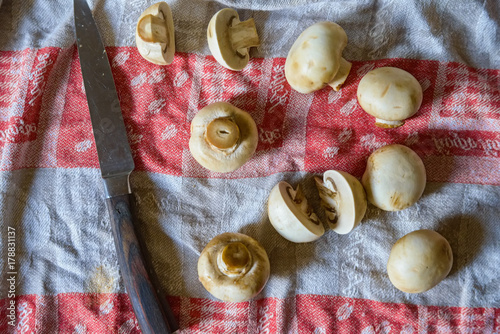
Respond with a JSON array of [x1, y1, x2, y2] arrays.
[[287, 184, 320, 224], [314, 177, 339, 226], [375, 118, 405, 128], [314, 170, 367, 234]]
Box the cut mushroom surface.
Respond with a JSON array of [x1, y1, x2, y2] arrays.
[[189, 102, 258, 173], [268, 181, 325, 243], [198, 232, 270, 302], [285, 22, 352, 94], [315, 170, 367, 234], [362, 144, 426, 211], [387, 229, 453, 293], [357, 67, 423, 128], [207, 8, 260, 71], [136, 2, 175, 65]]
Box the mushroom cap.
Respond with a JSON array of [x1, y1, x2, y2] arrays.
[[207, 8, 248, 71], [135, 1, 175, 65], [267, 181, 325, 243], [362, 144, 426, 211], [357, 67, 423, 125], [189, 102, 258, 173], [315, 170, 367, 234], [285, 22, 349, 94], [387, 229, 453, 293], [198, 232, 270, 302]]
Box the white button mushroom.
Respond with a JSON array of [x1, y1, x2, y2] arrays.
[[387, 229, 453, 293], [207, 8, 260, 71], [362, 144, 426, 211], [357, 67, 423, 128], [285, 22, 352, 94], [135, 2, 175, 65], [189, 102, 258, 173], [267, 181, 325, 243], [314, 170, 367, 234], [198, 232, 270, 302]]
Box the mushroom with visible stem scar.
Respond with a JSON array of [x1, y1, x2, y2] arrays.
[[314, 170, 367, 235], [189, 102, 258, 173], [285, 22, 352, 94], [207, 8, 260, 71], [357, 67, 423, 128], [198, 233, 270, 302], [268, 181, 325, 243], [135, 2, 175, 65]]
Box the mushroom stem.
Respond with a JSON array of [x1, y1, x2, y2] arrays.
[[229, 18, 260, 56], [217, 242, 252, 276], [287, 184, 320, 225], [137, 13, 169, 44], [375, 118, 405, 128], [328, 57, 352, 91], [205, 117, 240, 153]]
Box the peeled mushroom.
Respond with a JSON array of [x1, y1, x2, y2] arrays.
[[362, 144, 426, 211], [357, 67, 423, 128], [314, 170, 367, 234], [268, 181, 325, 243], [207, 8, 260, 71], [285, 22, 352, 94], [387, 229, 453, 293], [198, 232, 270, 302], [189, 102, 258, 173], [136, 2, 175, 65]]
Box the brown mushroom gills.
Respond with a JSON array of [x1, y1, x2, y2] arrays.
[[205, 117, 240, 151], [218, 242, 252, 276], [137, 13, 169, 44]]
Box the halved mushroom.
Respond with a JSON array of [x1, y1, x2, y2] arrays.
[[314, 170, 367, 234], [198, 232, 270, 302], [285, 22, 352, 94], [268, 181, 325, 243], [136, 2, 175, 65], [207, 8, 260, 71], [362, 144, 426, 211], [189, 102, 258, 173], [357, 67, 423, 128], [387, 229, 453, 293]]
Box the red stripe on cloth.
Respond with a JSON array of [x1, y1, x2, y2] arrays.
[[0, 47, 499, 184], [1, 294, 499, 333]]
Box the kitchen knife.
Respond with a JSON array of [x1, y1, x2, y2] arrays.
[[73, 0, 177, 332]]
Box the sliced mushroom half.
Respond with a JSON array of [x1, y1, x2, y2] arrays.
[[198, 232, 270, 302], [267, 181, 325, 243], [136, 2, 175, 65], [189, 102, 258, 173], [285, 22, 352, 94], [314, 170, 367, 234], [207, 8, 260, 71]]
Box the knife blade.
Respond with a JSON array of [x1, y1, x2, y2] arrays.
[[74, 0, 177, 332]]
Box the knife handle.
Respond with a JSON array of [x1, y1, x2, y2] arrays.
[[106, 194, 177, 334]]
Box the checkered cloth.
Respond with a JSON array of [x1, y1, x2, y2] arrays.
[[1, 0, 499, 333]]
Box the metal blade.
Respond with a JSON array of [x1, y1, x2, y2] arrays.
[[74, 0, 134, 183]]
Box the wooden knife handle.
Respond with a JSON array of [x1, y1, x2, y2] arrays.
[[106, 194, 177, 334]]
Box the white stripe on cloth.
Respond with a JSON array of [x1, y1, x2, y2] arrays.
[[0, 1, 498, 68], [0, 168, 499, 308]]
